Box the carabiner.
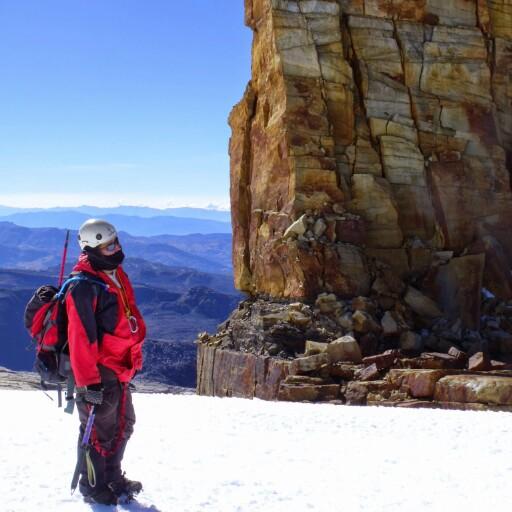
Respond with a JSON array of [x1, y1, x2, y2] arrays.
[[128, 315, 139, 334]]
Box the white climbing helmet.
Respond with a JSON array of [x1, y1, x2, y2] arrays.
[[78, 219, 118, 250]]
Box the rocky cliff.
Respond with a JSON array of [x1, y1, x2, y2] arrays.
[[197, 0, 512, 410]]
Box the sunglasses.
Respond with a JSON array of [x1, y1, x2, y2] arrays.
[[99, 237, 120, 252]]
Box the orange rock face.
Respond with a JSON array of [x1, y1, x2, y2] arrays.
[[230, 0, 512, 300]]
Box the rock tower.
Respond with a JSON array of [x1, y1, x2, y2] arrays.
[[197, 0, 512, 410]]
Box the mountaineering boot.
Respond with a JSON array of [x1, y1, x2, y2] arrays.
[[108, 473, 143, 496], [80, 483, 119, 506]]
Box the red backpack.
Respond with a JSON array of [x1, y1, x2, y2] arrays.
[[24, 275, 107, 395]]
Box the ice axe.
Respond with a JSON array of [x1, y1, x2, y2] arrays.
[[70, 405, 96, 494], [58, 229, 70, 288], [56, 229, 76, 413]]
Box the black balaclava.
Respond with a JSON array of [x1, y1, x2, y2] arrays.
[[84, 246, 125, 271]]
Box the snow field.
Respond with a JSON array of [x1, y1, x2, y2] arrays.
[[0, 390, 511, 511]]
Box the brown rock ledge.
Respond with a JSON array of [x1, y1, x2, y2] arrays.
[[196, 345, 512, 412]]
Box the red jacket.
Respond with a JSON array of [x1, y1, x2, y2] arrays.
[[65, 253, 146, 387]]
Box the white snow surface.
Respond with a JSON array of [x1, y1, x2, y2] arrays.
[[1, 390, 511, 512]]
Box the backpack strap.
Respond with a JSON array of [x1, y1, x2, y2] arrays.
[[55, 274, 108, 300]]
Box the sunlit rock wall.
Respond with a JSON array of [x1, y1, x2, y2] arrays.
[[230, 0, 512, 300]]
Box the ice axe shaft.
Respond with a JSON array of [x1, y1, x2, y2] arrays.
[[70, 405, 96, 494], [58, 230, 70, 288]]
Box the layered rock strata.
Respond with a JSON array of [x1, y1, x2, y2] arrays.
[[231, 0, 512, 301], [197, 294, 512, 410], [198, 342, 512, 411], [197, 0, 512, 409]]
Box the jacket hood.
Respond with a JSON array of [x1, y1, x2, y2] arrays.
[[72, 252, 100, 275]]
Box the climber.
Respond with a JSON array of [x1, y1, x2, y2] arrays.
[[66, 219, 146, 505]]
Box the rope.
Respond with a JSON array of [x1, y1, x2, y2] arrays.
[[89, 383, 128, 459], [117, 278, 134, 320], [85, 448, 97, 488]]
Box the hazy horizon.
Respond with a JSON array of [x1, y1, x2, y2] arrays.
[[0, 197, 231, 211]]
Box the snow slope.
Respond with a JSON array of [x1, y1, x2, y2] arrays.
[[1, 390, 511, 512]]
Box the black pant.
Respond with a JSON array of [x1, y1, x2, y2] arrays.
[[76, 366, 135, 492]]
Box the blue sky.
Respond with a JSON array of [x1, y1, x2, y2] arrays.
[[0, 1, 252, 209]]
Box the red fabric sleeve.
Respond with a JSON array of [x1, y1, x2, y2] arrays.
[[65, 287, 101, 387]]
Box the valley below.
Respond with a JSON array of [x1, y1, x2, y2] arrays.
[[0, 211, 240, 388]]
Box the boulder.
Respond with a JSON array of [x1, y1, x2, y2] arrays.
[[388, 369, 451, 398], [315, 293, 340, 314], [304, 340, 328, 356], [434, 375, 512, 406], [467, 351, 490, 371], [290, 353, 331, 374], [448, 346, 468, 362], [490, 360, 508, 370], [363, 350, 400, 371], [345, 380, 394, 405], [352, 310, 381, 333], [420, 352, 465, 370], [355, 363, 380, 381], [327, 335, 363, 363], [288, 309, 312, 327], [404, 286, 442, 319], [381, 311, 399, 335]]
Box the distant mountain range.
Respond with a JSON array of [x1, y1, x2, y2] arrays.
[[0, 263, 242, 387], [0, 222, 232, 274], [0, 260, 237, 295], [0, 208, 239, 387], [0, 211, 231, 236], [0, 205, 231, 223]]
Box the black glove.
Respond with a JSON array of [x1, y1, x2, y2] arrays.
[[77, 383, 103, 405], [36, 285, 58, 302]]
